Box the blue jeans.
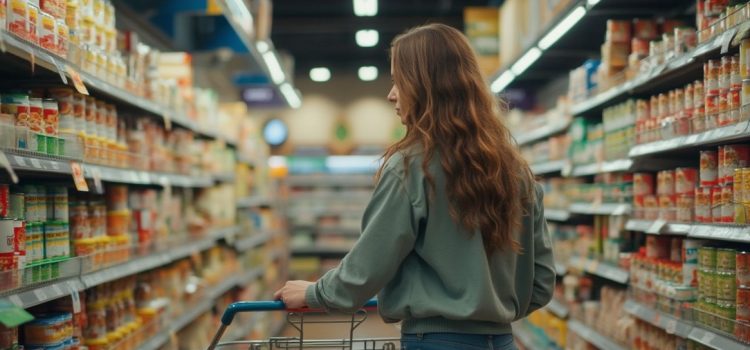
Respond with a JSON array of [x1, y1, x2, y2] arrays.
[[401, 333, 517, 350]]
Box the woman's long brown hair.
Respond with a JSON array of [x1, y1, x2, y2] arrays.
[[380, 23, 534, 253]]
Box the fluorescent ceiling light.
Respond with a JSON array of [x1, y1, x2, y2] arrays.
[[262, 51, 285, 85], [353, 0, 377, 16], [355, 30, 379, 47], [358, 66, 378, 81], [490, 70, 515, 93], [538, 6, 586, 50], [309, 67, 331, 82], [587, 0, 601, 6], [510, 47, 542, 75], [280, 83, 302, 109], [225, 0, 254, 35], [256, 41, 269, 53]]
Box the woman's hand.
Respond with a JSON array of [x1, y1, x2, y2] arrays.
[[273, 280, 314, 309]]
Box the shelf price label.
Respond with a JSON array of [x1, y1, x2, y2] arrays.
[[66, 66, 89, 95], [0, 151, 19, 184], [65, 282, 82, 313], [70, 162, 89, 192], [91, 167, 104, 194]]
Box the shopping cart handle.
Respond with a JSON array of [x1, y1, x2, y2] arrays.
[[220, 299, 378, 325]]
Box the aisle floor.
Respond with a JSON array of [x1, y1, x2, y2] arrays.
[[278, 313, 401, 349]]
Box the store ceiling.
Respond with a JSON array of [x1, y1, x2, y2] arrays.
[[271, 0, 491, 75]]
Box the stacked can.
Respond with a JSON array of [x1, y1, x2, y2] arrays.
[[0, 184, 26, 289], [697, 246, 736, 334], [737, 251, 750, 342], [741, 38, 750, 122]]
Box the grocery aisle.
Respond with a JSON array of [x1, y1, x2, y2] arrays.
[[0, 0, 293, 349], [497, 1, 750, 349]]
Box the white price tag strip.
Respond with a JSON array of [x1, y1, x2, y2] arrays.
[[33, 289, 48, 302], [92, 167, 103, 194], [30, 158, 41, 169], [0, 151, 18, 184], [51, 284, 63, 296], [721, 28, 738, 54], [647, 219, 667, 234], [51, 58, 68, 85], [66, 281, 81, 313], [8, 294, 22, 307]]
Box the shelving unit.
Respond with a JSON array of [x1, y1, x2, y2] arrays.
[[515, 120, 571, 146], [530, 160, 566, 176], [570, 159, 633, 177], [544, 208, 571, 222], [568, 256, 629, 284], [567, 320, 628, 350], [568, 203, 631, 216], [625, 220, 750, 243]]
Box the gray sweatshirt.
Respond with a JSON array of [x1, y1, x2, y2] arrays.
[[305, 151, 556, 335]]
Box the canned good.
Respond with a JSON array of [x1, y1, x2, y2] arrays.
[[42, 98, 59, 136], [700, 247, 718, 270], [701, 151, 719, 187], [27, 3, 38, 44], [719, 248, 738, 271], [49, 187, 67, 222], [676, 168, 698, 195], [696, 186, 712, 223], [48, 88, 74, 133], [724, 145, 750, 184], [9, 192, 23, 220], [718, 300, 737, 334], [707, 59, 721, 95], [8, 0, 28, 39], [739, 251, 750, 287], [0, 184, 8, 218], [1, 93, 30, 149], [0, 219, 14, 254], [738, 287, 750, 322], [722, 185, 734, 223], [677, 195, 695, 222], [712, 186, 723, 223], [70, 202, 90, 240], [39, 11, 56, 51], [742, 39, 750, 79], [13, 220, 24, 254], [743, 168, 750, 202], [85, 96, 97, 136], [56, 19, 68, 57], [718, 271, 738, 301], [700, 269, 718, 298], [73, 93, 86, 133], [728, 88, 741, 124], [28, 97, 44, 135]]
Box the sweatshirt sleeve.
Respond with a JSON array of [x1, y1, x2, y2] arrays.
[[526, 183, 556, 315], [305, 167, 421, 313]]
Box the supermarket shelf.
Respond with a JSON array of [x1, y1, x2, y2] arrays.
[[6, 153, 215, 188], [140, 275, 242, 350], [235, 231, 273, 252], [554, 261, 568, 276], [287, 174, 374, 187], [515, 120, 571, 146], [571, 159, 633, 177], [237, 195, 274, 208], [530, 160, 566, 176], [570, 26, 727, 116], [291, 246, 352, 256], [0, 30, 224, 141], [630, 120, 750, 158], [546, 299, 569, 319], [567, 320, 627, 350], [544, 209, 571, 222], [569, 256, 629, 284], [569, 203, 631, 216], [0, 226, 239, 309], [3, 278, 85, 310], [688, 224, 750, 243], [624, 300, 692, 339], [625, 219, 692, 235], [689, 326, 749, 350], [6, 153, 72, 174]]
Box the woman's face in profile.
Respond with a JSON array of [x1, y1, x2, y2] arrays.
[[387, 60, 404, 124]]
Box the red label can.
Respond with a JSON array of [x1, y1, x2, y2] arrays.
[[0, 185, 8, 218], [0, 219, 14, 254]]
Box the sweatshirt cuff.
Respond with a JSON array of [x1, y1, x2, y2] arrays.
[[305, 283, 323, 309]]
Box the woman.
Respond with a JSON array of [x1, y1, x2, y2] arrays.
[[274, 23, 555, 350]]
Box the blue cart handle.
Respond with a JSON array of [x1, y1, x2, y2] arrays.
[[220, 299, 378, 325]]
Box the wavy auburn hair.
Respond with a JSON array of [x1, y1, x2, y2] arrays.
[[381, 23, 534, 253]]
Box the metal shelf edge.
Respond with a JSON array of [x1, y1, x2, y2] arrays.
[[567, 320, 627, 350]]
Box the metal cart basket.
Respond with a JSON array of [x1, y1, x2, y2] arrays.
[[208, 299, 400, 349]]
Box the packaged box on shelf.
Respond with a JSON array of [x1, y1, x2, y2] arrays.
[[601, 42, 630, 70], [499, 0, 528, 67], [464, 7, 501, 76]]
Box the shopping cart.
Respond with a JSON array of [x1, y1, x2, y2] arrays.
[[208, 299, 401, 349]]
